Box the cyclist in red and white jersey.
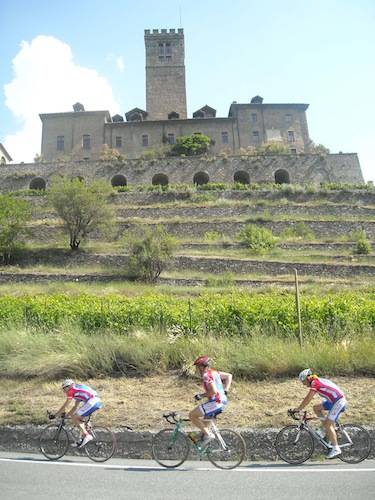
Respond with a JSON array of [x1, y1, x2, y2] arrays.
[[294, 369, 347, 459], [189, 356, 232, 446], [50, 379, 102, 448]]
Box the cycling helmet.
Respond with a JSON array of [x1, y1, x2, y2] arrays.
[[62, 378, 74, 390], [193, 356, 211, 367], [298, 369, 312, 382]]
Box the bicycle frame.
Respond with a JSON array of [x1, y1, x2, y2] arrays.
[[291, 411, 353, 450], [163, 412, 228, 455]]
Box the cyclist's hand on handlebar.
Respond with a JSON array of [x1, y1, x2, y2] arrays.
[[48, 413, 55, 420], [194, 393, 203, 401]]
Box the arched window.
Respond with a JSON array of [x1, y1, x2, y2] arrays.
[[274, 169, 290, 184], [193, 171, 209, 185], [29, 177, 46, 190], [152, 173, 169, 186], [111, 174, 127, 187], [233, 171, 250, 185]]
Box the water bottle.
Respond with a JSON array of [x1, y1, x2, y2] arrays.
[[188, 431, 200, 443]]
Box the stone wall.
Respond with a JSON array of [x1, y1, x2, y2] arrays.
[[0, 153, 364, 192]]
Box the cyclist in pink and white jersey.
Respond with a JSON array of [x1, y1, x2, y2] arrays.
[[189, 356, 232, 446], [294, 369, 347, 459], [50, 379, 102, 448]]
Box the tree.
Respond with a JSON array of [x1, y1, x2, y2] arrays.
[[0, 195, 31, 264], [48, 177, 115, 250], [170, 133, 211, 156], [125, 225, 176, 282]]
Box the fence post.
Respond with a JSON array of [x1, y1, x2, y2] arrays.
[[294, 269, 303, 348], [188, 299, 192, 333]]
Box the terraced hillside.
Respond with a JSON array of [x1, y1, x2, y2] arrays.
[[6, 185, 375, 289]]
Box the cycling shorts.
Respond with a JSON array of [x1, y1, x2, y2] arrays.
[[75, 397, 102, 417], [198, 399, 227, 418], [322, 398, 347, 421]]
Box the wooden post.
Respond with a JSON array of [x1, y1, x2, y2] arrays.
[[294, 269, 303, 348]]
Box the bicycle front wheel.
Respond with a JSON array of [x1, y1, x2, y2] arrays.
[[152, 428, 190, 468], [275, 425, 314, 464], [337, 424, 371, 464], [39, 424, 70, 460], [207, 429, 246, 470], [84, 426, 117, 462]]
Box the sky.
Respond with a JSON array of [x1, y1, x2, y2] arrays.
[[1, 0, 374, 181]]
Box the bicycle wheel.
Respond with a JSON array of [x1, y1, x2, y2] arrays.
[[39, 424, 70, 460], [84, 426, 117, 462], [206, 429, 246, 470], [337, 424, 371, 464], [152, 428, 190, 468], [275, 425, 315, 464]]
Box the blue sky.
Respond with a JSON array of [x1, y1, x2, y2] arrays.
[[1, 0, 374, 181]]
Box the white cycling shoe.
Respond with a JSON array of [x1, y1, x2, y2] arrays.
[[327, 446, 342, 459], [78, 434, 93, 448]]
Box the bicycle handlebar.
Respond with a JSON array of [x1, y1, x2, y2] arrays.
[[288, 409, 307, 421], [163, 412, 190, 425]]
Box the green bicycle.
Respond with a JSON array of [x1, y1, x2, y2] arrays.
[[152, 411, 246, 470]]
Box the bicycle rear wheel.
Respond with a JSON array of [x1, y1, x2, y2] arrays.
[[337, 424, 371, 464], [84, 426, 117, 462], [152, 428, 190, 468], [39, 424, 69, 460], [206, 429, 246, 469], [275, 425, 314, 464]]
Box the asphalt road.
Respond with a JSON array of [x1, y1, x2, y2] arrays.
[[0, 452, 374, 500]]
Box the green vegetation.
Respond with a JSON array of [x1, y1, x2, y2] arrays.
[[125, 225, 176, 282], [171, 132, 211, 156], [0, 290, 374, 338], [48, 177, 115, 249], [0, 324, 373, 380], [0, 194, 31, 264], [279, 222, 316, 241], [238, 224, 278, 253], [354, 230, 372, 255]]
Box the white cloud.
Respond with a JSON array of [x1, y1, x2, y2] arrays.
[[106, 53, 125, 73], [3, 35, 120, 163]]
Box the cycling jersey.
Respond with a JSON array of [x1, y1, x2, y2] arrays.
[[202, 369, 227, 404], [66, 384, 99, 403], [310, 377, 345, 404]]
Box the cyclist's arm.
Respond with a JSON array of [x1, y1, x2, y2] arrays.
[[66, 400, 80, 417], [297, 389, 315, 411], [55, 398, 71, 417], [219, 371, 233, 392]]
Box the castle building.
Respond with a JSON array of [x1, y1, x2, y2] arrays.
[[40, 29, 311, 161]]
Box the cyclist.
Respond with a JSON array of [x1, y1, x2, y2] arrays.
[[188, 356, 232, 446], [49, 379, 102, 448], [293, 369, 347, 459]]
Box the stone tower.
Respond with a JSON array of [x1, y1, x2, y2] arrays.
[[145, 29, 187, 120]]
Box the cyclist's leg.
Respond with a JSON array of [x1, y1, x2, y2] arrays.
[[325, 399, 347, 453], [189, 401, 225, 438], [74, 398, 102, 439], [313, 401, 325, 418]]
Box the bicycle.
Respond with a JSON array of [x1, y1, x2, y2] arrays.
[[152, 411, 246, 470], [275, 409, 371, 464], [39, 411, 117, 462]]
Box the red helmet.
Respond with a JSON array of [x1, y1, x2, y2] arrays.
[[193, 356, 211, 367]]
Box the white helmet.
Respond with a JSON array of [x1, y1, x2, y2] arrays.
[[298, 369, 312, 382], [62, 378, 74, 389]]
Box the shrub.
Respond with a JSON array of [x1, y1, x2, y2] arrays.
[[125, 225, 176, 282], [354, 231, 372, 255], [0, 195, 31, 264], [238, 224, 277, 253]]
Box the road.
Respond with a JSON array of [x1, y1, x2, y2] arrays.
[[0, 452, 374, 500]]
